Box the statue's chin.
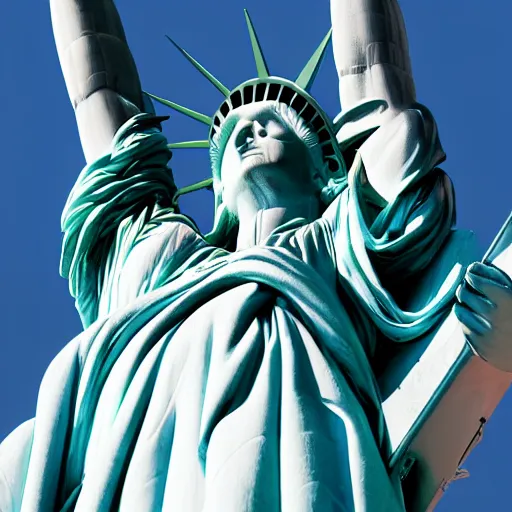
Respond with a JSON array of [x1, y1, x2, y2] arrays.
[[240, 153, 267, 174]]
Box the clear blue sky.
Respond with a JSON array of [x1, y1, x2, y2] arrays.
[[0, 0, 511, 509]]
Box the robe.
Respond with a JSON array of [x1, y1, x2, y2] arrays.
[[0, 112, 461, 512]]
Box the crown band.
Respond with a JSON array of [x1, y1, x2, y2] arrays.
[[211, 77, 344, 175]]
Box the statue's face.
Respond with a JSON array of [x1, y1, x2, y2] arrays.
[[220, 102, 314, 214]]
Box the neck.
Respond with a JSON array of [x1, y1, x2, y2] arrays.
[[235, 196, 320, 250]]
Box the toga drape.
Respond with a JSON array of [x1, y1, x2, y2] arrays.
[[0, 112, 462, 512]]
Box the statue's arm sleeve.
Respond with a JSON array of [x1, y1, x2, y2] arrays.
[[323, 111, 460, 343], [50, 0, 144, 164], [59, 114, 201, 328]]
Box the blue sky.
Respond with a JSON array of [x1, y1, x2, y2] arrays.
[[0, 0, 511, 509]]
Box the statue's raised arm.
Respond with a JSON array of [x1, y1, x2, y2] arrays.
[[330, 0, 437, 202], [50, 0, 144, 162], [50, 1, 193, 330], [330, 0, 415, 119]]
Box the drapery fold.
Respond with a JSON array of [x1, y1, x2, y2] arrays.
[[0, 110, 463, 512]]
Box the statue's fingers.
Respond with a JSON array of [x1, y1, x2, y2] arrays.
[[456, 281, 496, 317], [465, 265, 512, 305], [454, 303, 492, 338], [467, 261, 512, 288]]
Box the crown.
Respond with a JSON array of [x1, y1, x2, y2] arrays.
[[146, 10, 346, 200]]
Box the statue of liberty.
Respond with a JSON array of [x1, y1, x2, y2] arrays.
[[0, 0, 511, 510]]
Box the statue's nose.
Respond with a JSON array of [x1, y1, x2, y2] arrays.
[[235, 121, 267, 153], [253, 121, 267, 139]]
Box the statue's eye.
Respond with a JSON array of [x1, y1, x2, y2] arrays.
[[265, 119, 287, 138]]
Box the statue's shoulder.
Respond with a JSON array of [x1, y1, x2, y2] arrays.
[[134, 210, 206, 255]]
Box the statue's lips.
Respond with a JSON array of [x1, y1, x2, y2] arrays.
[[240, 148, 263, 159]]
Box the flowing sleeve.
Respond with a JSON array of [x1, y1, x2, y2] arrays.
[[60, 113, 204, 328], [323, 107, 463, 344]]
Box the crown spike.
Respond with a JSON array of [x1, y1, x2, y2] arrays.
[[167, 140, 210, 149], [165, 36, 230, 97], [175, 178, 214, 199], [145, 92, 212, 125], [295, 28, 332, 92], [244, 9, 270, 78]]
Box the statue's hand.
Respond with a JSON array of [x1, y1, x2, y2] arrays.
[[455, 262, 512, 372]]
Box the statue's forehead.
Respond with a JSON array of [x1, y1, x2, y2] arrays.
[[225, 101, 278, 123]]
